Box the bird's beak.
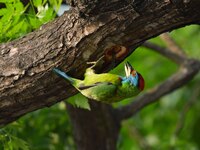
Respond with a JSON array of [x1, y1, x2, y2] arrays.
[[124, 61, 133, 77]]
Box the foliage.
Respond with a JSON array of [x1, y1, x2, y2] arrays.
[[116, 25, 200, 150], [0, 102, 75, 150], [0, 1, 200, 148], [0, 124, 29, 150], [1, 25, 199, 150], [68, 93, 91, 110], [0, 0, 62, 43]]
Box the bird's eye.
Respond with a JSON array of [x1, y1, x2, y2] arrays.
[[131, 70, 136, 76]]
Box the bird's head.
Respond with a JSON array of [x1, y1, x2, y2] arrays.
[[124, 62, 145, 91]]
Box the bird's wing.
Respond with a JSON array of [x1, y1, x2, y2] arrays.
[[78, 82, 113, 90], [84, 73, 122, 86], [77, 82, 118, 101]]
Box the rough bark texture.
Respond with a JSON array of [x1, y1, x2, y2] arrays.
[[67, 101, 120, 150], [1, 0, 200, 125], [0, 0, 200, 150], [1, 1, 200, 149]]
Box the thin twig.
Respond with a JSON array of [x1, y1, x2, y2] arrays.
[[117, 35, 194, 122], [116, 38, 200, 121], [160, 33, 186, 57], [116, 58, 200, 121], [123, 122, 152, 150], [142, 42, 186, 65], [174, 84, 200, 136]]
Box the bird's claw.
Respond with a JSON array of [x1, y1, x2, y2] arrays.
[[87, 61, 96, 65], [87, 55, 105, 69]]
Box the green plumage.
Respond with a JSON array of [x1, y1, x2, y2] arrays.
[[53, 62, 143, 103]]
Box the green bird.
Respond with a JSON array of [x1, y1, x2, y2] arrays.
[[53, 62, 144, 103]]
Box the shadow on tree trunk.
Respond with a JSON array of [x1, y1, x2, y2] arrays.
[[66, 101, 120, 150]]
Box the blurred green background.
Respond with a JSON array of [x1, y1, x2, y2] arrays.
[[0, 1, 200, 150]]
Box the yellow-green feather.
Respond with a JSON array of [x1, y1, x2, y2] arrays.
[[75, 68, 140, 103]]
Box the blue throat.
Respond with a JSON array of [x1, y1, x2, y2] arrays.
[[122, 73, 139, 87]]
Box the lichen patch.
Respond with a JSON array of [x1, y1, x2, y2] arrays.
[[9, 48, 19, 57]]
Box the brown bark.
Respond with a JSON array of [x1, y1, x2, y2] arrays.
[[64, 42, 200, 150], [66, 101, 120, 150], [1, 1, 200, 149], [0, 0, 200, 139]]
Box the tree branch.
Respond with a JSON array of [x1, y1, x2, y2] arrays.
[[116, 42, 200, 121], [123, 122, 152, 150], [1, 1, 200, 125], [66, 101, 120, 150], [174, 84, 200, 136], [159, 33, 186, 56], [116, 58, 200, 121], [142, 42, 186, 64]]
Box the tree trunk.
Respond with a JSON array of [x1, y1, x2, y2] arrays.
[[1, 1, 200, 149], [0, 0, 200, 126], [66, 101, 120, 150]]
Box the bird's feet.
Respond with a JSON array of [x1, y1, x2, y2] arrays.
[[87, 55, 105, 69]]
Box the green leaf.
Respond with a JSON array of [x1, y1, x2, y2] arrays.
[[75, 97, 91, 110], [5, 3, 14, 12], [33, 0, 42, 7], [0, 0, 15, 2], [27, 16, 42, 29], [7, 20, 24, 37], [0, 10, 13, 23], [14, 1, 25, 14], [39, 7, 56, 23], [1, 18, 12, 33], [10, 12, 23, 26], [49, 0, 62, 12], [0, 0, 61, 43], [10, 136, 29, 150], [0, 8, 7, 16], [36, 4, 49, 19], [42, 0, 48, 5], [67, 94, 91, 110]]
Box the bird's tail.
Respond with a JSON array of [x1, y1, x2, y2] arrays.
[[53, 68, 74, 83]]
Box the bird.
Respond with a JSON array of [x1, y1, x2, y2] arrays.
[[53, 62, 144, 103]]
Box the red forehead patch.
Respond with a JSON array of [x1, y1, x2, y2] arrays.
[[138, 73, 145, 91]]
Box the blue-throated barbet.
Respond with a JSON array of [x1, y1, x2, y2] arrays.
[[53, 62, 144, 103]]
